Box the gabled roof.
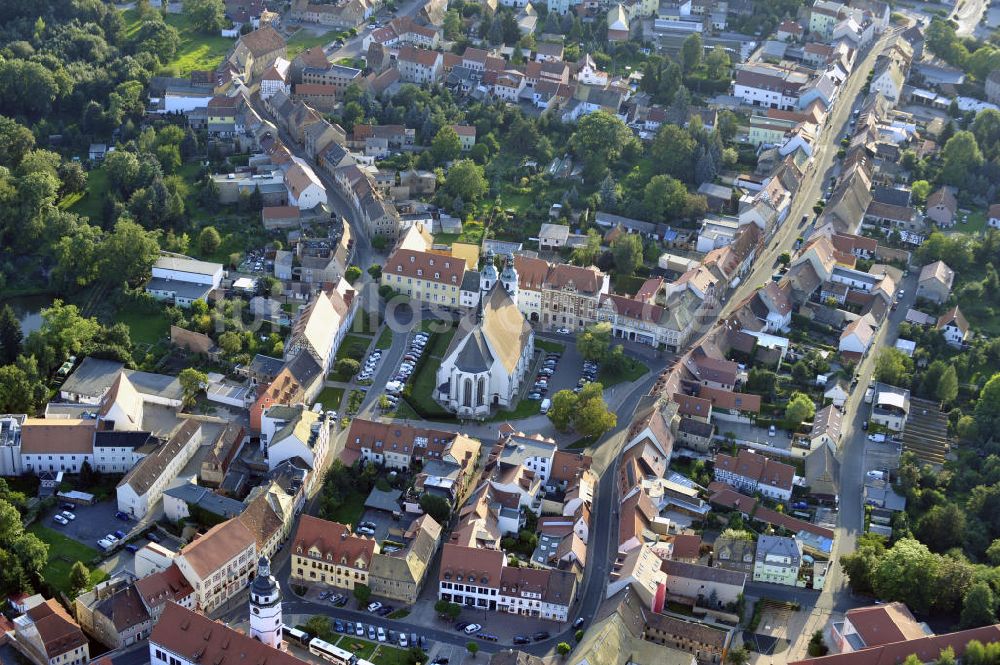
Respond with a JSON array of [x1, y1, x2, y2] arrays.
[[918, 260, 954, 289], [293, 515, 376, 565], [178, 518, 255, 579], [239, 26, 285, 57], [24, 598, 88, 659], [937, 306, 968, 334]]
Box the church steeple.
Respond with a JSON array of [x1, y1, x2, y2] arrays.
[[499, 253, 518, 304], [249, 556, 282, 648], [480, 249, 498, 293]]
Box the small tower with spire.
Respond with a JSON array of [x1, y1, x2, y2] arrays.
[[249, 556, 282, 649], [480, 249, 498, 293], [499, 253, 519, 305]]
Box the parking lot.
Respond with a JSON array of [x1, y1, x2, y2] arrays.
[[357, 507, 415, 546], [864, 433, 902, 479], [49, 499, 131, 549]]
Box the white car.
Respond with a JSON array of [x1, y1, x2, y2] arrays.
[[556, 327, 570, 334], [98, 538, 113, 551], [53, 514, 68, 525], [377, 627, 387, 642], [105, 534, 119, 544], [399, 633, 408, 647], [464, 623, 482, 634], [61, 511, 76, 521], [368, 602, 383, 613]]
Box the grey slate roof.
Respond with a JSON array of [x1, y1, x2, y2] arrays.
[[61, 357, 125, 398], [164, 483, 246, 518], [455, 330, 494, 373]]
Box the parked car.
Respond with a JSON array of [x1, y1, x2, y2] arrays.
[[464, 624, 482, 635], [333, 596, 348, 607], [145, 531, 160, 543], [532, 631, 550, 641], [98, 538, 113, 551], [318, 591, 330, 600], [455, 622, 470, 631], [573, 617, 586, 629], [105, 534, 119, 544], [116, 510, 132, 520], [61, 503, 76, 511], [556, 327, 570, 334], [61, 510, 76, 521], [334, 620, 345, 633], [377, 627, 386, 642], [53, 514, 68, 525], [114, 530, 126, 540], [513, 636, 530, 645], [125, 544, 139, 553], [399, 633, 408, 647], [356, 622, 364, 636], [367, 602, 383, 613], [367, 626, 376, 640]]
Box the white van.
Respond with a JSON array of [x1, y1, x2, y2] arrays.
[[540, 398, 551, 414]]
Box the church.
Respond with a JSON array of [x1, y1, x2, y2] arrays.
[[436, 253, 535, 419]]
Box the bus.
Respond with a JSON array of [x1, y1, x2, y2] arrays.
[[283, 626, 310, 646], [308, 637, 357, 665]]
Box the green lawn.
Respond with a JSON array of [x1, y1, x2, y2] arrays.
[[124, 10, 236, 74], [390, 400, 419, 420], [336, 334, 373, 361], [405, 356, 453, 420], [316, 387, 345, 412], [322, 489, 366, 527], [287, 29, 340, 59], [334, 635, 377, 660], [115, 307, 171, 346], [66, 167, 108, 222], [370, 644, 412, 665], [29, 525, 108, 596], [487, 397, 541, 422], [947, 210, 987, 235], [598, 355, 649, 387], [352, 310, 381, 335], [375, 326, 394, 350], [536, 340, 566, 353]]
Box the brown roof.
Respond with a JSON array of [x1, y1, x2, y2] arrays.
[[295, 45, 330, 68], [25, 599, 88, 659], [845, 603, 928, 648], [549, 449, 592, 485], [95, 584, 150, 632], [513, 255, 549, 290], [788, 625, 1000, 665], [927, 186, 957, 214], [697, 386, 761, 413], [344, 418, 457, 461], [708, 486, 835, 539], [937, 306, 969, 333], [439, 543, 505, 585], [398, 45, 441, 68], [918, 260, 954, 288], [687, 353, 739, 386], [179, 518, 256, 579], [547, 262, 604, 294], [715, 450, 794, 491], [661, 559, 747, 587], [293, 515, 376, 566], [603, 293, 665, 323], [134, 563, 194, 612], [295, 83, 337, 96], [239, 26, 286, 57], [670, 534, 703, 561], [151, 601, 304, 665], [646, 611, 730, 649], [451, 124, 476, 137], [19, 419, 96, 455], [387, 248, 465, 286], [673, 393, 712, 418], [120, 420, 202, 497], [238, 486, 286, 553], [262, 205, 300, 220]]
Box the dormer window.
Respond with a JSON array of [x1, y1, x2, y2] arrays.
[[396, 266, 402, 272], [429, 258, 435, 266], [417, 269, 423, 276], [410, 256, 415, 262], [434, 272, 440, 279]]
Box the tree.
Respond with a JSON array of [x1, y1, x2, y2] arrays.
[[651, 125, 696, 180], [0, 116, 35, 167], [178, 368, 208, 408], [917, 503, 965, 552], [937, 647, 957, 665], [336, 358, 361, 377], [183, 0, 226, 34], [746, 368, 776, 397], [704, 46, 731, 80], [431, 125, 462, 164], [911, 179, 931, 205], [569, 111, 639, 182], [466, 641, 479, 657], [70, 561, 91, 596], [872, 538, 940, 613], [575, 629, 585, 642], [345, 265, 362, 284], [105, 150, 141, 196], [58, 162, 88, 195], [785, 392, 815, 429], [444, 160, 487, 202], [367, 264, 382, 280], [0, 305, 22, 365], [305, 615, 331, 640], [940, 131, 985, 189], [974, 374, 1000, 439], [102, 218, 162, 286], [218, 331, 243, 356], [557, 642, 572, 656], [576, 322, 612, 362], [962, 582, 997, 628], [612, 234, 643, 275], [640, 174, 689, 223], [727, 646, 750, 665], [548, 389, 577, 430], [353, 583, 372, 607], [419, 494, 451, 524], [808, 631, 829, 657], [875, 347, 913, 387], [574, 385, 616, 438], [199, 226, 221, 255], [680, 33, 702, 73]]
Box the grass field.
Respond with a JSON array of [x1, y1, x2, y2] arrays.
[[66, 167, 108, 222], [287, 28, 340, 59], [487, 396, 541, 422], [536, 340, 566, 353], [375, 326, 394, 350], [947, 210, 987, 235], [324, 489, 366, 527], [316, 387, 345, 412], [336, 334, 373, 362], [124, 10, 235, 74], [29, 525, 107, 596], [330, 636, 411, 665], [598, 355, 648, 387], [115, 308, 171, 346]]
